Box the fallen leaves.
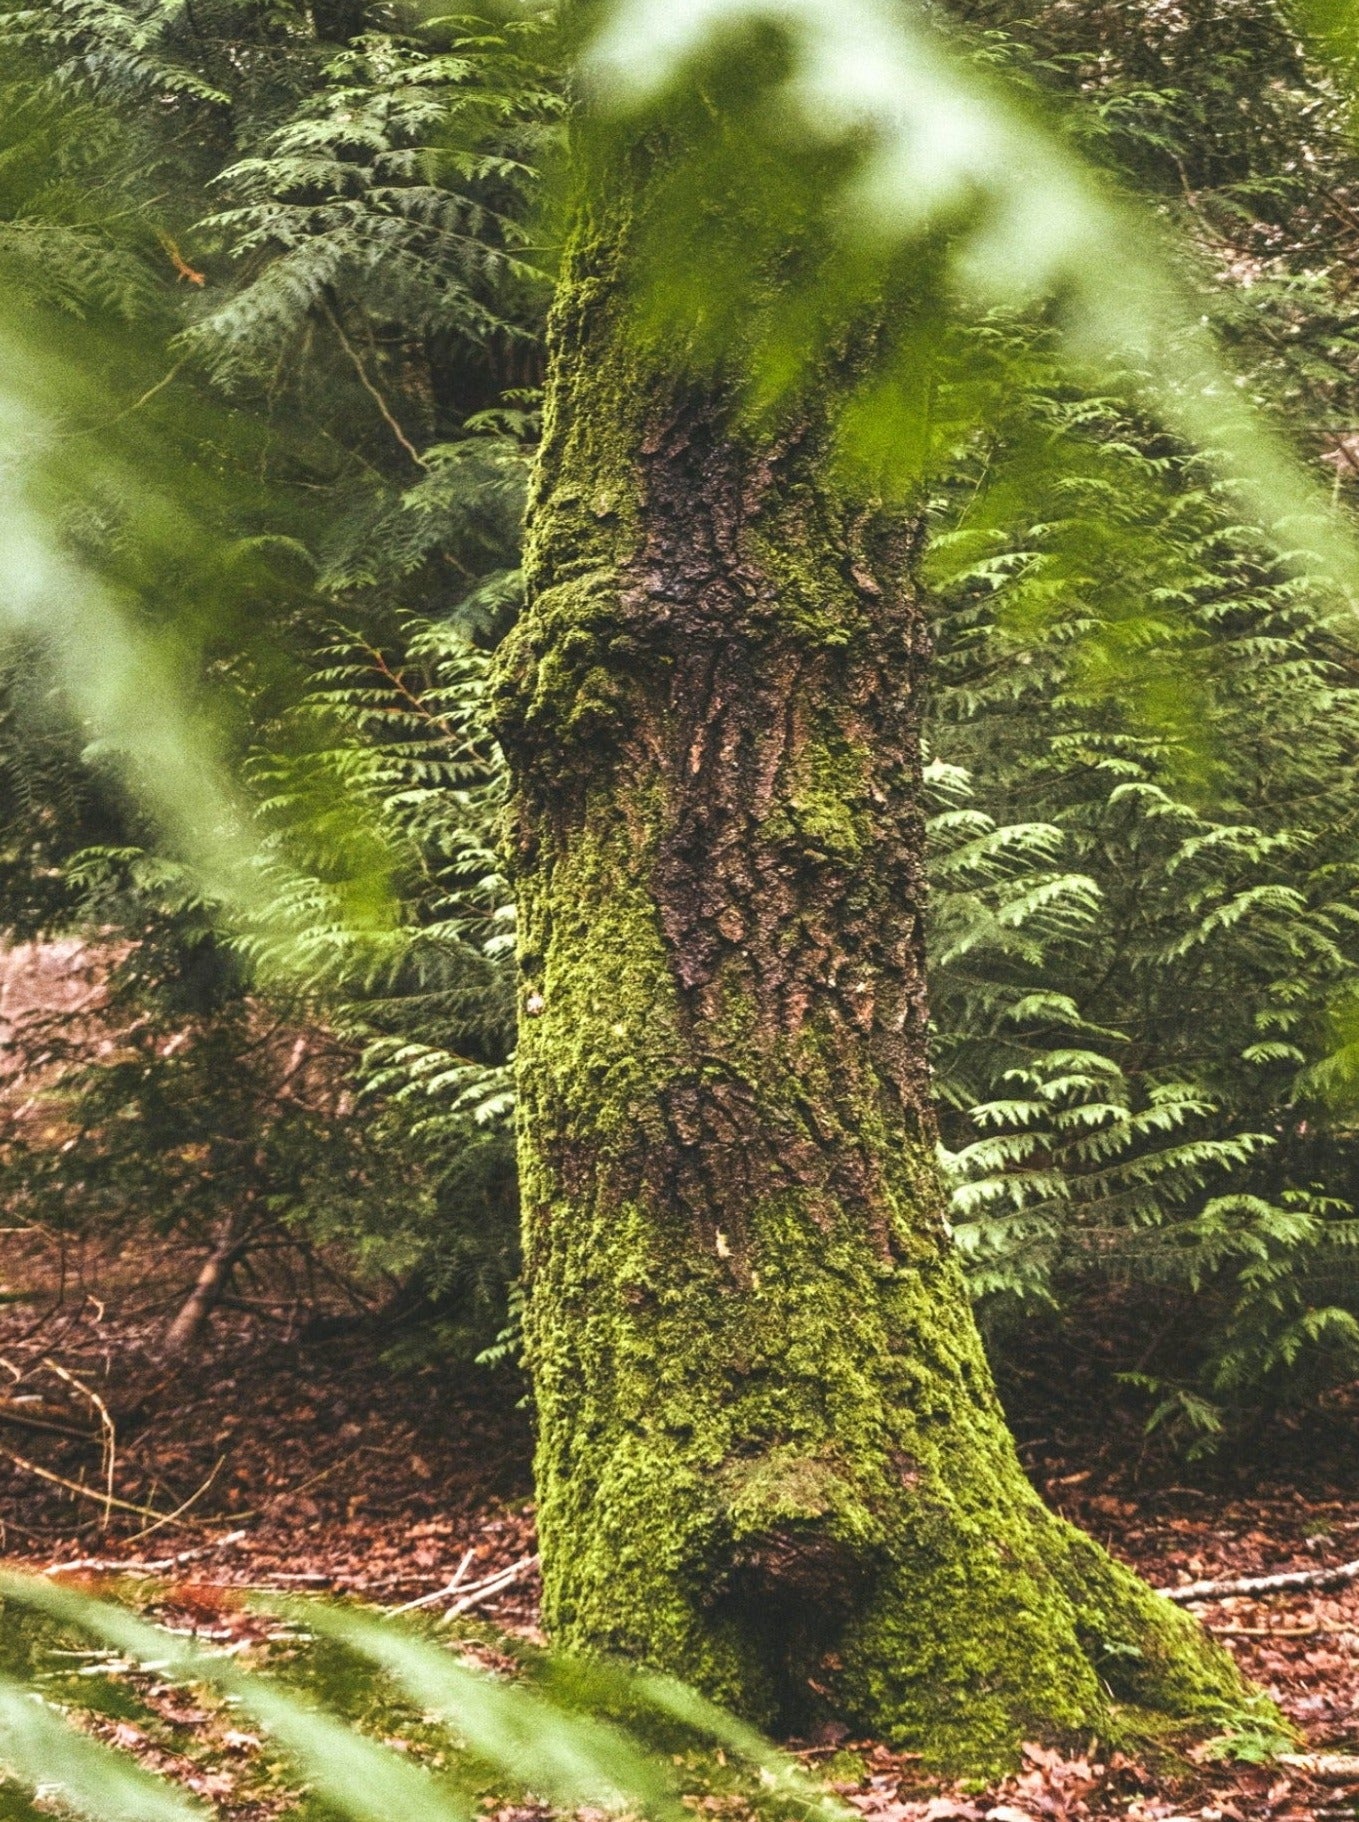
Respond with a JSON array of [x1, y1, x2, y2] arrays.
[[6, 1252, 1359, 1820]]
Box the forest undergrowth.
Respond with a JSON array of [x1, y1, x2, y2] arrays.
[[3, 1237, 1359, 1822]]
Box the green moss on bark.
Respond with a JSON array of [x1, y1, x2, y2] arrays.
[[491, 163, 1268, 1779]]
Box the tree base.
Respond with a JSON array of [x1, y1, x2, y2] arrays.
[[528, 1200, 1270, 1779], [833, 1504, 1271, 1776]]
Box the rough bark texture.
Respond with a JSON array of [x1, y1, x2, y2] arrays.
[[493, 180, 1258, 1775]]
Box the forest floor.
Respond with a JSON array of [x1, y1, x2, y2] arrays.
[[3, 1236, 1359, 1821]]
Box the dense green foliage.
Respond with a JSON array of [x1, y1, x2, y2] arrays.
[[0, 0, 545, 1348], [921, 0, 1359, 1438], [3, 0, 1359, 1436], [6, 0, 1359, 1800]]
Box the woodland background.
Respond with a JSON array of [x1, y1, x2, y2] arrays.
[[7, 0, 1359, 1817], [5, 0, 1359, 1434]]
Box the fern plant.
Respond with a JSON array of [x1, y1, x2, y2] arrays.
[[0, 1569, 847, 1822], [248, 615, 520, 1348], [926, 388, 1359, 1436], [189, 20, 554, 386]]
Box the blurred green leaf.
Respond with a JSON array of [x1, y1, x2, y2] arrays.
[[0, 1670, 206, 1822]]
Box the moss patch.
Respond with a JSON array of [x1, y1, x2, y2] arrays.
[[494, 158, 1272, 1779]]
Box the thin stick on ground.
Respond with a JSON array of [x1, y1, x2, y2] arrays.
[[44, 1529, 248, 1578], [0, 1400, 96, 1442], [1160, 1559, 1359, 1603], [1280, 1755, 1359, 1785], [226, 1448, 364, 1524], [124, 1455, 226, 1545], [441, 1554, 539, 1622], [386, 1548, 477, 1617], [43, 1356, 116, 1529], [1209, 1623, 1358, 1638], [0, 1443, 214, 1529]]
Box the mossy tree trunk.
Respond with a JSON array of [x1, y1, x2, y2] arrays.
[[493, 173, 1255, 1775]]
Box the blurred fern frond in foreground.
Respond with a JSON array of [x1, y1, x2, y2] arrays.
[[586, 0, 1359, 605], [0, 1569, 847, 1822]]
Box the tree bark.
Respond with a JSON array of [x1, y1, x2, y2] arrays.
[[493, 173, 1257, 1775], [163, 1205, 253, 1356]]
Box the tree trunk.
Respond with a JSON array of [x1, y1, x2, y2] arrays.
[[493, 179, 1257, 1775], [163, 1206, 252, 1356]]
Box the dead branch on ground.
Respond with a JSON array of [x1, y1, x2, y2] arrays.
[[1160, 1558, 1359, 1603]]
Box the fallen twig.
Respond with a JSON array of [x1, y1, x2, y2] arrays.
[[441, 1554, 539, 1622], [125, 1456, 226, 1545], [1159, 1558, 1359, 1603], [44, 1529, 248, 1578], [1279, 1753, 1359, 1784], [0, 1443, 214, 1531], [224, 1448, 363, 1523], [0, 1400, 96, 1442], [43, 1357, 116, 1528], [247, 1572, 335, 1587], [1208, 1622, 1356, 1638], [386, 1548, 476, 1617]]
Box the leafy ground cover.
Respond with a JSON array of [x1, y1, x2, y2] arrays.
[[3, 1239, 1359, 1821]]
